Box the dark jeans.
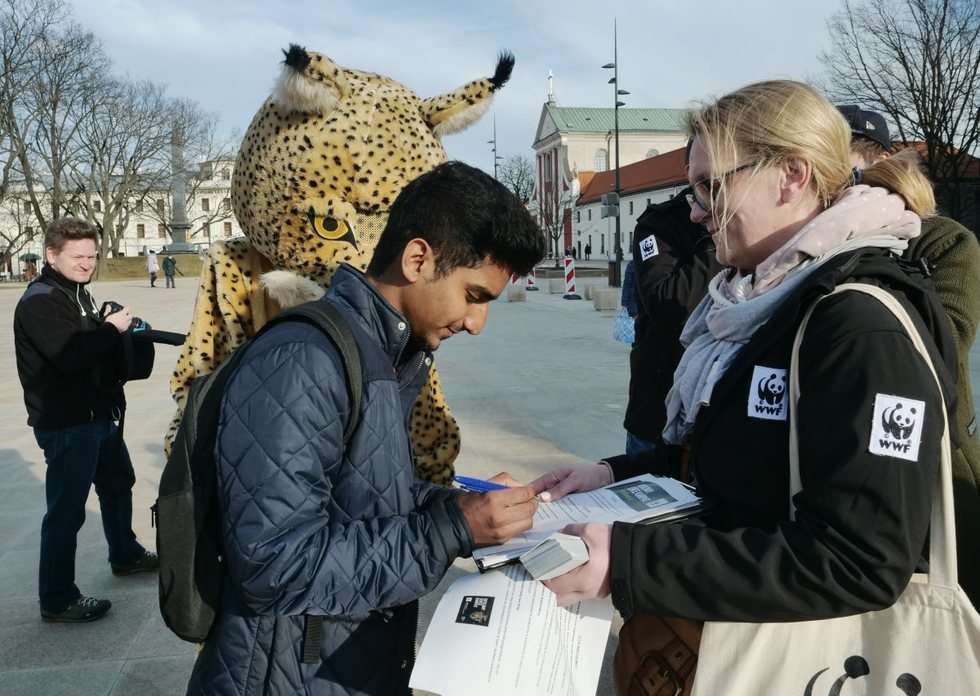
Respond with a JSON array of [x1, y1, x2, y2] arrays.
[[625, 432, 658, 457], [164, 273, 175, 288], [149, 272, 157, 287], [34, 419, 144, 612]]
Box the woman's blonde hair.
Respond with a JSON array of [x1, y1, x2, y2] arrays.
[[686, 80, 935, 233]]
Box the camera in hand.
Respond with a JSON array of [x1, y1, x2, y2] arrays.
[[100, 301, 186, 382], [100, 301, 185, 346]]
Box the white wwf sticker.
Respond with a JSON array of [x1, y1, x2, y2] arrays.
[[747, 366, 788, 421], [869, 393, 926, 461], [639, 235, 659, 261]]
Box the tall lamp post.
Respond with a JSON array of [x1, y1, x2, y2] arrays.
[[487, 114, 503, 179], [602, 19, 629, 287]]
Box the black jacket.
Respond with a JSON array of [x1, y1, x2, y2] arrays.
[[14, 265, 125, 429], [607, 249, 957, 622], [625, 193, 723, 441], [187, 266, 474, 696]]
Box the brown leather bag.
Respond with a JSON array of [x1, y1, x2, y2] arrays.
[[614, 616, 703, 696]]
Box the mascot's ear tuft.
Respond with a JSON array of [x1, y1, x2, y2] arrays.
[[282, 44, 311, 72], [272, 48, 349, 116], [420, 51, 515, 137], [490, 52, 515, 91]]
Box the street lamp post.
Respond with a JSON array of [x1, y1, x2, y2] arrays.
[[487, 114, 503, 179], [602, 19, 629, 288]]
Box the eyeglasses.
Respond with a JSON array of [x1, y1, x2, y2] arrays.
[[685, 162, 757, 215]]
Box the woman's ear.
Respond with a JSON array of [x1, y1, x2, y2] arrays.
[[780, 157, 814, 204]]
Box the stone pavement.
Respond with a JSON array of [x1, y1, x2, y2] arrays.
[[1, 276, 977, 696], [0, 276, 629, 695]]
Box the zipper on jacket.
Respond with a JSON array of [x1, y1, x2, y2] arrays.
[[398, 352, 429, 389]]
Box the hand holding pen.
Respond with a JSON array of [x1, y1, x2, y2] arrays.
[[453, 473, 537, 546]]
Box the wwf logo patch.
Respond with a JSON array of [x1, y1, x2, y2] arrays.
[[747, 365, 788, 421], [639, 235, 659, 261], [869, 393, 925, 462]]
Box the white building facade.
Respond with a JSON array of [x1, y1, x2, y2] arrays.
[[572, 147, 689, 260], [531, 101, 688, 258], [1, 159, 243, 278]]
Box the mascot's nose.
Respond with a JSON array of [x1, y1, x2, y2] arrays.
[[283, 44, 311, 71]]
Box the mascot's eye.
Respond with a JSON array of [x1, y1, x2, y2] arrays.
[[307, 208, 357, 248]]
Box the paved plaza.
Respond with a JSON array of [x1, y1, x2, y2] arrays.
[[0, 271, 628, 695]]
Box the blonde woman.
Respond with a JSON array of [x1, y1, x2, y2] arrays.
[[531, 80, 957, 687]]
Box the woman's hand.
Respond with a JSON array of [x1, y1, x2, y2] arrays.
[[542, 523, 612, 606], [529, 463, 614, 502]]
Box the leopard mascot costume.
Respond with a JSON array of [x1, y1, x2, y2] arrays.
[[167, 45, 514, 484]]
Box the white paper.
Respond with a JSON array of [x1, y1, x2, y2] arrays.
[[474, 474, 701, 568], [410, 564, 613, 696]]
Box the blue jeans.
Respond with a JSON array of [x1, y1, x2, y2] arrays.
[[34, 419, 144, 612], [625, 432, 658, 457]]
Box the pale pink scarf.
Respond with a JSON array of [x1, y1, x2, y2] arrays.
[[749, 185, 921, 297]]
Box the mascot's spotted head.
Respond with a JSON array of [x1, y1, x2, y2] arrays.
[[232, 44, 514, 284]]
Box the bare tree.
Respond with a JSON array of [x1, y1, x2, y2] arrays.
[[498, 154, 535, 204], [539, 188, 574, 268], [66, 79, 174, 258], [12, 20, 107, 229], [140, 100, 237, 248], [820, 0, 980, 222], [0, 0, 66, 231]]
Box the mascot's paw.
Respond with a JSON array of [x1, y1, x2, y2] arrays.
[[261, 270, 325, 309]]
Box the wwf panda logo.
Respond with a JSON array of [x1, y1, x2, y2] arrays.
[[804, 655, 921, 695], [870, 393, 926, 461], [757, 372, 786, 405], [882, 402, 916, 440], [748, 366, 788, 421]]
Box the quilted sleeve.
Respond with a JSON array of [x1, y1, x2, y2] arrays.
[[216, 335, 472, 619]]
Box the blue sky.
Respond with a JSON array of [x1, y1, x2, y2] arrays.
[[72, 0, 840, 173]]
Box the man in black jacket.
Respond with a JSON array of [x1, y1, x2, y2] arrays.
[[624, 190, 723, 455], [14, 218, 158, 624]]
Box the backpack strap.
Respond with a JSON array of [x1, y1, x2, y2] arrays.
[[261, 300, 363, 663], [263, 301, 363, 445]]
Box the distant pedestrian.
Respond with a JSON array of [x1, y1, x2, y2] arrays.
[[162, 254, 178, 289], [146, 250, 158, 288], [585, 243, 592, 260]]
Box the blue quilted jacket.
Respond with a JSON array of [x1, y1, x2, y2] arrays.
[[186, 265, 474, 696]]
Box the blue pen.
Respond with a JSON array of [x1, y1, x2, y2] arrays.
[[453, 475, 509, 493]]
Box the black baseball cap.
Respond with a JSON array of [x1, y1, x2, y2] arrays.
[[837, 105, 891, 150]]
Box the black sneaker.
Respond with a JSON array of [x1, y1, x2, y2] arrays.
[[41, 595, 111, 623], [111, 549, 159, 576]]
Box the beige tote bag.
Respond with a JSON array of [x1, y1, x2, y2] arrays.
[[692, 283, 980, 695]]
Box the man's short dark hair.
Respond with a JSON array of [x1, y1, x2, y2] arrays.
[[44, 217, 100, 253], [367, 161, 545, 278]]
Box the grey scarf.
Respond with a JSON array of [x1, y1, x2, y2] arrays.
[[662, 186, 920, 445]]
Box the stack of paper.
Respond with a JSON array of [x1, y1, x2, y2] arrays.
[[519, 533, 589, 581], [410, 564, 614, 696], [473, 474, 704, 571]]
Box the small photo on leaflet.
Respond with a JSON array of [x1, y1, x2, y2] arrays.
[[456, 595, 494, 627], [607, 480, 675, 511]]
